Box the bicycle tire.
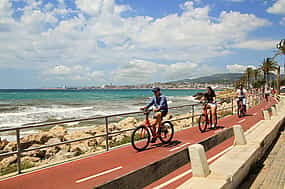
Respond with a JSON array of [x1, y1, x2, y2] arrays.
[[158, 121, 174, 144], [131, 125, 151, 151], [198, 114, 208, 132], [237, 102, 242, 118]]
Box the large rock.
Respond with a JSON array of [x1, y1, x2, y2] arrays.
[[0, 155, 17, 168], [165, 114, 173, 120], [48, 126, 67, 140], [70, 144, 89, 154], [45, 138, 61, 145], [22, 156, 40, 163], [22, 144, 46, 158], [117, 117, 137, 129], [45, 146, 61, 159], [64, 131, 92, 141], [0, 138, 9, 150], [84, 129, 97, 136], [21, 133, 53, 149], [45, 137, 71, 153], [3, 141, 17, 152], [64, 131, 97, 148]]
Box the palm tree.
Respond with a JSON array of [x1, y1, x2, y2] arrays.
[[253, 69, 261, 82], [260, 58, 278, 88], [244, 67, 254, 89]]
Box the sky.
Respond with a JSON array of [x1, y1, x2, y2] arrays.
[[0, 0, 285, 88]]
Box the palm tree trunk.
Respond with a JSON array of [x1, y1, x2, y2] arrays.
[[277, 66, 280, 95]]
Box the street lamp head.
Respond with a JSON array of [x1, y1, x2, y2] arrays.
[[276, 39, 285, 50]]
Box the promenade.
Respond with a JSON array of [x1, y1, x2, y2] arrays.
[[0, 97, 276, 189], [242, 127, 285, 189]]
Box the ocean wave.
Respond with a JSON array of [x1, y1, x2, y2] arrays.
[[0, 104, 140, 129]]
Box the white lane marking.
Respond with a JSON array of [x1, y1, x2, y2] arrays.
[[154, 146, 233, 189], [152, 170, 192, 189], [238, 119, 246, 123], [75, 166, 123, 183], [169, 143, 191, 152]]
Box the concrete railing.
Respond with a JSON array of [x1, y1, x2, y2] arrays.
[[178, 96, 285, 189]]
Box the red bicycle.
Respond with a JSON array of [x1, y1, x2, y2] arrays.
[[198, 102, 217, 132], [131, 109, 174, 151]]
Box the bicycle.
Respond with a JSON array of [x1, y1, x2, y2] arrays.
[[237, 97, 246, 118], [198, 102, 217, 133], [131, 108, 174, 151]]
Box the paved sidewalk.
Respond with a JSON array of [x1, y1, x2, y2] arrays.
[[249, 129, 285, 189]]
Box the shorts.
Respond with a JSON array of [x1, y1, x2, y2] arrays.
[[207, 102, 217, 108], [153, 110, 168, 118], [237, 98, 246, 105]]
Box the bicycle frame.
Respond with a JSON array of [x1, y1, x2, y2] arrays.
[[143, 110, 161, 138], [237, 98, 244, 114], [203, 103, 212, 124]]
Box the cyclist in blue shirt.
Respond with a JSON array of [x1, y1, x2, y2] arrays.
[[141, 87, 168, 142]]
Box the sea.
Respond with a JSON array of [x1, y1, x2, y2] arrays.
[[0, 89, 204, 130]]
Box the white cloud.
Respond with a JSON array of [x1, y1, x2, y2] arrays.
[[75, 0, 103, 16], [46, 65, 105, 82], [226, 64, 257, 73], [267, 0, 285, 15], [0, 0, 273, 86], [233, 39, 277, 50], [112, 59, 202, 84]]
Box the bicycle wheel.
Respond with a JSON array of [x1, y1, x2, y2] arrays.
[[198, 114, 208, 132], [158, 121, 174, 144], [237, 102, 242, 118], [131, 125, 151, 151]]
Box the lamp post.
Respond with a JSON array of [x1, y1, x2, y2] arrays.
[[276, 39, 285, 76]]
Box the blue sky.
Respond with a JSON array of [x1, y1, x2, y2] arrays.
[[0, 0, 284, 88]]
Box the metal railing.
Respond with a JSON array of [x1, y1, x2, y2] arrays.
[[0, 94, 262, 175]]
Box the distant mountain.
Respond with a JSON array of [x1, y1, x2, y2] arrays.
[[166, 73, 243, 84], [164, 73, 285, 85]]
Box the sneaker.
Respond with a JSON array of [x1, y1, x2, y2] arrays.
[[150, 138, 157, 143]]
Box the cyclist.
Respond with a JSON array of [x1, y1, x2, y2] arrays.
[[236, 85, 247, 113], [140, 87, 168, 143], [264, 87, 270, 102], [200, 86, 217, 129]]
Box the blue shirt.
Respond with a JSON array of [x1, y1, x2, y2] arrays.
[[146, 95, 168, 111]]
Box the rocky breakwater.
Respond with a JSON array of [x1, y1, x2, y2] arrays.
[[0, 117, 139, 175]]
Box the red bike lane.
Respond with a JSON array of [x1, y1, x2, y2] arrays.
[[0, 98, 275, 189]]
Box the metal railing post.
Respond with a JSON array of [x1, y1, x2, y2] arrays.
[[105, 117, 109, 151], [231, 98, 234, 115], [191, 105, 195, 127], [16, 129, 22, 174], [248, 95, 250, 108]]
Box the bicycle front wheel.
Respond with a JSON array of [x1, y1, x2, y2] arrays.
[[198, 114, 208, 132], [237, 103, 242, 118], [131, 125, 151, 151], [158, 121, 174, 144]]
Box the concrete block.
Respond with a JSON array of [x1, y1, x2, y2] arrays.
[[271, 106, 277, 116], [188, 144, 210, 177], [208, 145, 259, 188], [233, 125, 247, 145], [262, 110, 270, 120], [177, 177, 229, 189], [275, 104, 280, 112]]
